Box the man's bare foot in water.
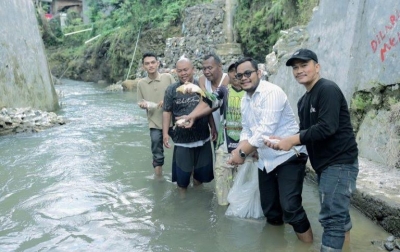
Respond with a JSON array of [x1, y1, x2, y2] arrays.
[[154, 166, 163, 176], [193, 178, 202, 186]]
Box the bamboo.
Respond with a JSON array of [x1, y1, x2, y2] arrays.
[[84, 34, 101, 44], [125, 26, 142, 80], [64, 28, 92, 36]]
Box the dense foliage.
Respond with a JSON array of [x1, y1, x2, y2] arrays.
[[236, 0, 319, 61], [87, 0, 212, 33], [40, 0, 318, 82]]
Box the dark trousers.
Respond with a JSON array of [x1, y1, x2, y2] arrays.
[[150, 128, 164, 167], [258, 153, 310, 233]]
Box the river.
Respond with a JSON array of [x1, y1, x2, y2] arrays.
[[0, 79, 390, 252]]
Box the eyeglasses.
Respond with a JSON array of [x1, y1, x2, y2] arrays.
[[235, 70, 256, 79]]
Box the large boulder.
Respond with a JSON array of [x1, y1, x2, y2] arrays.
[[122, 79, 140, 91]]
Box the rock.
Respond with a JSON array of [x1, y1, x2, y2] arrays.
[[395, 239, 400, 249], [265, 52, 278, 77], [163, 3, 228, 69], [121, 79, 140, 91], [0, 107, 65, 136], [385, 241, 395, 251], [371, 240, 383, 246], [105, 83, 123, 92], [388, 236, 396, 242]]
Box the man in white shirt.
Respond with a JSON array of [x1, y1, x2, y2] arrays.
[[227, 57, 313, 243]]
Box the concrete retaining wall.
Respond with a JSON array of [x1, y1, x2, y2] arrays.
[[269, 0, 400, 169], [0, 0, 59, 111]]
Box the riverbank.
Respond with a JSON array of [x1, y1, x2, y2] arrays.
[[306, 157, 400, 238]]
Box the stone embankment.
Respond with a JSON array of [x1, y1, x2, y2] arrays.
[[263, 1, 400, 245], [0, 107, 65, 135]]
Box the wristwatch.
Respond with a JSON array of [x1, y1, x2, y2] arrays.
[[239, 149, 246, 159]]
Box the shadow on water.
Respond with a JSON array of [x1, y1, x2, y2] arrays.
[[0, 79, 390, 252]]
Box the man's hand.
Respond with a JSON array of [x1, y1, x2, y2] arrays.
[[175, 115, 195, 128], [264, 135, 297, 152], [226, 149, 245, 166], [163, 135, 171, 148], [251, 151, 259, 160], [211, 126, 217, 142], [157, 100, 164, 108], [138, 101, 147, 109]]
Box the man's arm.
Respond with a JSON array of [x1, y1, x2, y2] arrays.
[[245, 88, 287, 149], [266, 134, 300, 151], [198, 75, 206, 91], [174, 99, 213, 128], [300, 84, 342, 144], [227, 98, 257, 165], [228, 140, 257, 165], [221, 74, 230, 87], [137, 82, 143, 101], [190, 99, 214, 119], [162, 111, 172, 148], [208, 114, 217, 142], [137, 81, 147, 109]]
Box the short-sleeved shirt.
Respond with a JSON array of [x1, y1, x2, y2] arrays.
[[137, 73, 175, 129], [163, 79, 210, 144]]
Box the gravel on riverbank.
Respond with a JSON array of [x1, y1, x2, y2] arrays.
[[0, 107, 65, 135]]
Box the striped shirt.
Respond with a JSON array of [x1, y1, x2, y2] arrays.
[[240, 80, 307, 173]]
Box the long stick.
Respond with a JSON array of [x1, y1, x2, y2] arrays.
[[126, 26, 141, 80], [64, 28, 92, 36], [84, 34, 101, 44], [59, 54, 80, 80]]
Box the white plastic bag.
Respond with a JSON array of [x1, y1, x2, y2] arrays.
[[225, 160, 264, 219]]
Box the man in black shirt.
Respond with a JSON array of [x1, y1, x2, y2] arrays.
[[266, 49, 358, 252], [162, 57, 214, 191]]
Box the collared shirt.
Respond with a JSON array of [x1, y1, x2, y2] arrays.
[[137, 73, 175, 129], [240, 80, 307, 173]]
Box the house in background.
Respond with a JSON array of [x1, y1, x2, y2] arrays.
[[36, 0, 89, 24], [42, 0, 82, 14]]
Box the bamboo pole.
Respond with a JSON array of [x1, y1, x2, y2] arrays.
[[125, 26, 141, 80], [84, 34, 101, 44], [64, 28, 93, 36]]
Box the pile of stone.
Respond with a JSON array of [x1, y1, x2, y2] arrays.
[[133, 2, 242, 79], [163, 3, 225, 70], [0, 107, 65, 135], [371, 235, 400, 251], [264, 25, 309, 78], [105, 80, 123, 92]]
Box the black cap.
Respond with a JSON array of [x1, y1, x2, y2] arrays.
[[286, 49, 318, 66], [227, 61, 237, 72]]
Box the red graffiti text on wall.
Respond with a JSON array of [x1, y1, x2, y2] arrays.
[[370, 10, 400, 62]]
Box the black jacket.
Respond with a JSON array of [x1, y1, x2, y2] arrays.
[[298, 78, 358, 173]]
